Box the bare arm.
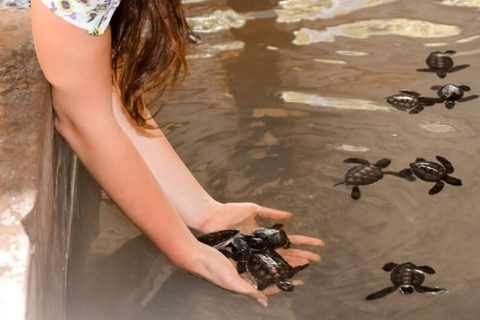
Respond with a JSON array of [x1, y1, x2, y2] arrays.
[[111, 95, 217, 231], [31, 0, 268, 305]]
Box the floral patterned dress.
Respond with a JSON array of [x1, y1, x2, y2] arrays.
[[39, 0, 121, 35]]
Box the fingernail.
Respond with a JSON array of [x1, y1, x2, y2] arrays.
[[257, 298, 268, 307]]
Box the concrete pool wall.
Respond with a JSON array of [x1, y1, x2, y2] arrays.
[[0, 7, 98, 320]]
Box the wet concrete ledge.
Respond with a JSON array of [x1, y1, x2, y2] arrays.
[[0, 6, 82, 320]]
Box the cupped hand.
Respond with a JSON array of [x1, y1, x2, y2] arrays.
[[186, 242, 270, 306], [199, 201, 324, 270]]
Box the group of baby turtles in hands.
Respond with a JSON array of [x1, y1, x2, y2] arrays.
[[386, 51, 478, 114], [198, 224, 307, 292], [335, 155, 462, 200], [197, 224, 448, 300]]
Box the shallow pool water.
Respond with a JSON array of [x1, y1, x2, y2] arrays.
[[67, 1, 480, 319]]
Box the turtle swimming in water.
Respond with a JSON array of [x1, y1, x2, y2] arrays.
[[366, 262, 447, 300], [399, 155, 462, 195], [237, 246, 308, 291], [334, 158, 414, 200], [430, 84, 479, 109], [385, 90, 437, 114], [417, 50, 470, 78]]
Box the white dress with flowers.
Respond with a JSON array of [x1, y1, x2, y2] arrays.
[[39, 0, 121, 35]]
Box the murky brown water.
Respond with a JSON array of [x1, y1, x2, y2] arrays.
[[65, 1, 480, 319]]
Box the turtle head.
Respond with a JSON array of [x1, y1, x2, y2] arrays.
[[436, 70, 447, 79], [253, 225, 291, 249], [445, 100, 456, 109], [399, 285, 415, 295]]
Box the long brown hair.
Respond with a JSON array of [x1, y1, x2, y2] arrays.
[[110, 0, 192, 128]]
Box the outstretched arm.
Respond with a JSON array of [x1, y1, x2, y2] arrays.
[[31, 0, 268, 305]]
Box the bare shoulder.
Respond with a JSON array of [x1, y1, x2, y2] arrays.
[[31, 0, 112, 89]]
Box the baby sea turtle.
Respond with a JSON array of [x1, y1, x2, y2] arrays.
[[430, 84, 479, 109], [366, 262, 447, 300], [253, 224, 291, 249], [237, 247, 308, 291], [385, 90, 436, 114], [399, 155, 462, 195], [417, 50, 470, 78], [198, 229, 268, 261], [198, 229, 240, 249], [334, 158, 413, 200]]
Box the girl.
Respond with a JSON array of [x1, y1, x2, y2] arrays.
[[31, 0, 323, 306]]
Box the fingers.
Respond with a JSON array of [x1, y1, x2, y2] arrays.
[[262, 280, 305, 296], [234, 276, 269, 306], [282, 257, 310, 267], [254, 205, 293, 220], [288, 235, 324, 247], [277, 248, 321, 262]]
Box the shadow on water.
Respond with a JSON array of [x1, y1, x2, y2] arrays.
[[208, 0, 297, 201]]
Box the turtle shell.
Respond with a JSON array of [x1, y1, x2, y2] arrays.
[[438, 84, 464, 100], [426, 53, 454, 71], [410, 161, 445, 182], [198, 229, 240, 248], [386, 94, 419, 111], [344, 165, 383, 186], [390, 263, 425, 288], [245, 250, 293, 288]]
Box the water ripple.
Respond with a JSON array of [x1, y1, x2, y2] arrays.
[[275, 0, 397, 23], [281, 91, 390, 111], [440, 0, 480, 8], [293, 19, 461, 45]]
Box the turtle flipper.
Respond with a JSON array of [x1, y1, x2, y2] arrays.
[[417, 97, 437, 106], [459, 85, 471, 91], [415, 286, 446, 294], [448, 64, 470, 73], [458, 94, 479, 102], [444, 50, 456, 54], [236, 261, 247, 274], [374, 158, 391, 168], [399, 90, 421, 97], [333, 181, 346, 187], [257, 281, 270, 291], [271, 224, 284, 230], [415, 158, 427, 162], [429, 181, 445, 195], [365, 286, 397, 300], [382, 262, 399, 271], [416, 68, 435, 73], [418, 265, 436, 274], [388, 170, 416, 181], [399, 168, 413, 179], [409, 105, 424, 114], [351, 186, 361, 200], [431, 85, 442, 90], [276, 280, 295, 292], [436, 155, 454, 174], [443, 175, 462, 186], [292, 263, 309, 276], [344, 158, 370, 165], [219, 249, 232, 258]]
